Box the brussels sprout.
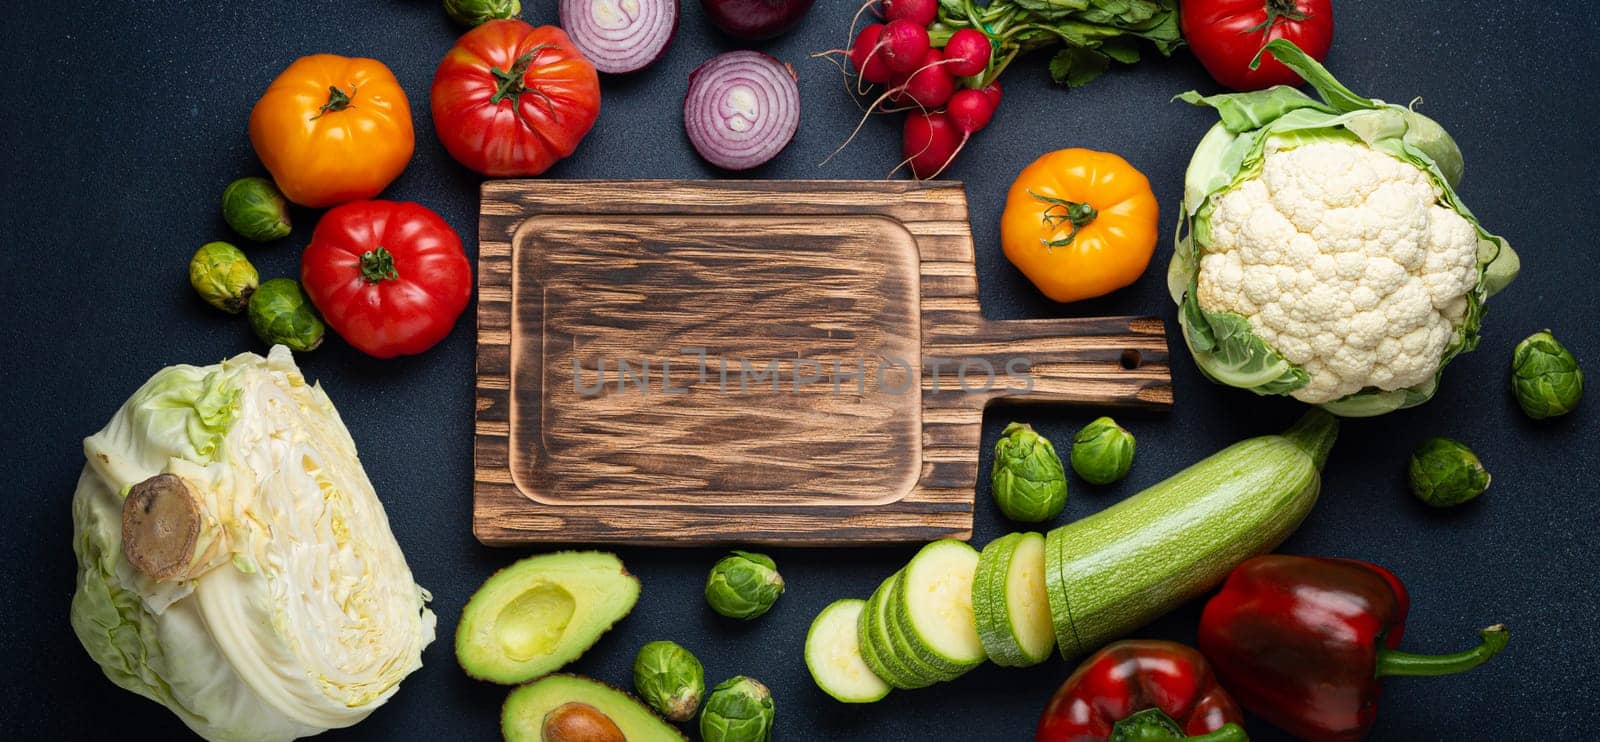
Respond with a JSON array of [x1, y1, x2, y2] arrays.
[[443, 0, 520, 26], [705, 551, 784, 620], [1512, 330, 1583, 419], [1408, 437, 1490, 508], [990, 422, 1068, 522], [633, 640, 704, 722], [248, 278, 325, 352], [1069, 416, 1136, 485], [699, 676, 774, 742], [221, 177, 291, 242], [189, 241, 258, 314]]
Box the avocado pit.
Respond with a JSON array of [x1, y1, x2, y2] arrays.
[[541, 702, 624, 742]]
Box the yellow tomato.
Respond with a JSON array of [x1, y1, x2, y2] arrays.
[[1000, 148, 1159, 303], [248, 54, 414, 208]]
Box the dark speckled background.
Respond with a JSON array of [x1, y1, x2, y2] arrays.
[[2, 1, 1596, 739]]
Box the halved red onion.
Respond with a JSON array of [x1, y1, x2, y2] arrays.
[[560, 0, 679, 74], [683, 51, 800, 170]]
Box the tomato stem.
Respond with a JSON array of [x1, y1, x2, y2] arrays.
[[1030, 189, 1098, 249], [360, 247, 399, 284], [1244, 0, 1312, 35], [490, 44, 555, 106], [313, 85, 355, 119]]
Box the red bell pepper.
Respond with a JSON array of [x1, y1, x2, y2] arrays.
[[1036, 640, 1248, 742], [1199, 555, 1509, 741]]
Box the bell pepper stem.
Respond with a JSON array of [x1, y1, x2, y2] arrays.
[[1109, 709, 1250, 742], [1375, 624, 1509, 678], [1187, 724, 1249, 742]]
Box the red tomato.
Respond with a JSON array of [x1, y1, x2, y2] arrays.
[[430, 20, 601, 177], [301, 201, 473, 359], [1181, 0, 1333, 91]]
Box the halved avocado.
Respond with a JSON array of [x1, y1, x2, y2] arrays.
[[458, 552, 641, 684], [503, 674, 686, 742]]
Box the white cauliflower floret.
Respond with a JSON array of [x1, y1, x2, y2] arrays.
[[1196, 140, 1481, 404]]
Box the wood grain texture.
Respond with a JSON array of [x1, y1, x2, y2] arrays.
[[475, 180, 1172, 546]]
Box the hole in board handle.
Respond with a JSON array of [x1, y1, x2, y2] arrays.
[[1119, 350, 1142, 370]]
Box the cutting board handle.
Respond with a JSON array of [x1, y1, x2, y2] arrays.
[[928, 316, 1172, 410]]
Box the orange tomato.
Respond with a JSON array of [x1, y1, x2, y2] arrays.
[[1000, 149, 1159, 303], [248, 54, 414, 208]]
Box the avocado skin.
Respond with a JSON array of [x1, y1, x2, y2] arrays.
[[502, 674, 687, 742]]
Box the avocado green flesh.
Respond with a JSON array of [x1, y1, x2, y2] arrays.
[[1045, 436, 1322, 659], [457, 551, 641, 684], [502, 674, 685, 742]]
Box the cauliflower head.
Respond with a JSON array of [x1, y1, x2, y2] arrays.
[[1170, 39, 1518, 416], [1196, 140, 1480, 404]]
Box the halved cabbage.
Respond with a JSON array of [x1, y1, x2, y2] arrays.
[[70, 346, 435, 741]]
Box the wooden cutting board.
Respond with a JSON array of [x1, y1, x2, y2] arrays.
[[474, 180, 1172, 546]]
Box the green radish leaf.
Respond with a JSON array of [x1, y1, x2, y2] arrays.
[[1011, 0, 1082, 22], [1099, 37, 1141, 64], [1050, 47, 1110, 87]]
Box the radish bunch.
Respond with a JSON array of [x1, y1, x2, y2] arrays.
[[832, 0, 1001, 179]]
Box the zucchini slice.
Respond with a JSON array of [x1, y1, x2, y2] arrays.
[[890, 540, 985, 673], [876, 573, 962, 684], [805, 599, 892, 703], [972, 532, 1055, 667], [858, 576, 931, 689], [1044, 526, 1083, 660]]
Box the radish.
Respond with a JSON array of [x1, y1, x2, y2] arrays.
[[879, 19, 930, 73], [848, 23, 893, 84], [902, 111, 961, 179], [942, 29, 992, 78], [900, 49, 954, 109], [881, 0, 936, 26], [981, 79, 1002, 107], [946, 87, 996, 134], [884, 67, 911, 107]]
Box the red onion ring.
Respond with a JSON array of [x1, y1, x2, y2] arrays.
[[560, 0, 679, 75], [683, 51, 800, 171]]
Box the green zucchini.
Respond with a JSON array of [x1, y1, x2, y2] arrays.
[[890, 540, 985, 675], [972, 532, 1054, 667], [1045, 410, 1338, 659], [805, 599, 892, 703]]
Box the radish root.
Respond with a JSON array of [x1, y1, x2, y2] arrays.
[[822, 56, 958, 165]]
